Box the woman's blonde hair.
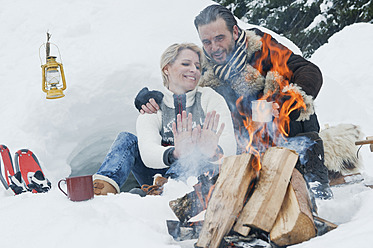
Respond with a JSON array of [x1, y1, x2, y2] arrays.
[[160, 43, 204, 87]]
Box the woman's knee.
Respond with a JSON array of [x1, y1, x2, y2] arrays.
[[109, 132, 138, 154], [117, 132, 138, 144]]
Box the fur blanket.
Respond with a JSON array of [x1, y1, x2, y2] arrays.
[[320, 124, 364, 175]]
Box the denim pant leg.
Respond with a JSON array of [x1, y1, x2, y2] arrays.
[[131, 148, 169, 186], [96, 132, 138, 188], [97, 132, 168, 188]]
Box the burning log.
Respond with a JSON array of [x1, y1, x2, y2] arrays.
[[234, 147, 298, 236], [195, 153, 257, 248], [269, 168, 316, 246], [168, 148, 338, 246], [169, 191, 201, 224], [169, 174, 217, 224]]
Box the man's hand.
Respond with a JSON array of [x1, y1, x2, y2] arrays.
[[134, 87, 163, 114], [140, 98, 160, 114], [272, 102, 280, 117]]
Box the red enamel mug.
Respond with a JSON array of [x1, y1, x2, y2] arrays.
[[58, 175, 94, 201]]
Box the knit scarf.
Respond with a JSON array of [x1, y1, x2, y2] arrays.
[[203, 28, 248, 81]]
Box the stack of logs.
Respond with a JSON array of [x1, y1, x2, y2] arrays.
[[191, 147, 332, 248]]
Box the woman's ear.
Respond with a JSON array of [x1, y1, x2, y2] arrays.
[[163, 65, 169, 75]]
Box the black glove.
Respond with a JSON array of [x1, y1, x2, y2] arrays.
[[134, 87, 164, 112]]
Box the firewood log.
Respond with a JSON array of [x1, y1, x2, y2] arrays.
[[234, 147, 298, 236], [196, 153, 257, 248], [269, 169, 316, 246]]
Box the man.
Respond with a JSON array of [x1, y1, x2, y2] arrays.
[[136, 4, 332, 199]]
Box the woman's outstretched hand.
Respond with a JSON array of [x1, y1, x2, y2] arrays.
[[172, 111, 198, 158], [198, 111, 225, 158], [172, 110, 225, 159]]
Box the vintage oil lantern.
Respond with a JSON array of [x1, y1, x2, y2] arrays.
[[40, 32, 67, 99]]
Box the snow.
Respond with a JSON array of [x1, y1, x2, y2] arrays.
[[304, 14, 327, 32], [304, 0, 318, 7], [1, 0, 373, 247], [320, 0, 333, 12]]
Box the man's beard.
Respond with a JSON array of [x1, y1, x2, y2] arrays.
[[210, 37, 236, 65]]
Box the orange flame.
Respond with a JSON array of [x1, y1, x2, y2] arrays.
[[237, 33, 306, 166], [205, 184, 216, 207]]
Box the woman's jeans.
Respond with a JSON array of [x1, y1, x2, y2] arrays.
[[96, 132, 168, 187]]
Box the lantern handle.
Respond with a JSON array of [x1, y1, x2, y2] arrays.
[[39, 42, 63, 66]]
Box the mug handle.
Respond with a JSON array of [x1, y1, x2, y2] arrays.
[[58, 179, 68, 196]]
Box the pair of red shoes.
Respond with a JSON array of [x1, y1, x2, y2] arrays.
[[0, 145, 51, 195]]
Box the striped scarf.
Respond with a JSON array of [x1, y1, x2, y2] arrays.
[[204, 29, 248, 81]]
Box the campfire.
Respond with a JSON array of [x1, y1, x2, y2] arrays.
[[236, 33, 307, 159], [167, 33, 337, 247]]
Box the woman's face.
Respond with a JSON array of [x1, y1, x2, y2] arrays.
[[165, 49, 201, 95]]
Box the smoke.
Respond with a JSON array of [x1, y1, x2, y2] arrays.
[[277, 135, 316, 165], [234, 117, 316, 166], [165, 151, 219, 182]]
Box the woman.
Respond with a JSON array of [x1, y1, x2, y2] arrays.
[[93, 43, 236, 195]]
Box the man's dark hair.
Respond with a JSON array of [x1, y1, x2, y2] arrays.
[[194, 4, 237, 33]]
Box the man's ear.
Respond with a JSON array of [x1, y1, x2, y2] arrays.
[[233, 25, 239, 41]]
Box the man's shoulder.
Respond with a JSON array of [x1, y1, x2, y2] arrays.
[[199, 63, 222, 88], [246, 27, 263, 35]]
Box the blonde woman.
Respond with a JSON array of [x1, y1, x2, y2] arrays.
[[93, 43, 236, 195]]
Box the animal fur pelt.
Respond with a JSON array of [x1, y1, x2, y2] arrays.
[[320, 124, 364, 175]]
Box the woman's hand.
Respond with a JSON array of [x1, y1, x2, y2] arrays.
[[172, 111, 198, 158], [198, 111, 225, 158]]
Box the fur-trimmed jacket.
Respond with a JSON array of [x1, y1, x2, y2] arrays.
[[199, 28, 323, 136]]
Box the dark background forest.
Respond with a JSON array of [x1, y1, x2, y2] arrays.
[[213, 0, 373, 57]]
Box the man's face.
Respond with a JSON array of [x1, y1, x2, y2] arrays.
[[198, 17, 239, 65]]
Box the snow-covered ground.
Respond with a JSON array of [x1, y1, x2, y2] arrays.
[[1, 0, 373, 247]]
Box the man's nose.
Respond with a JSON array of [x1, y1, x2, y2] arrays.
[[211, 41, 219, 52]]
